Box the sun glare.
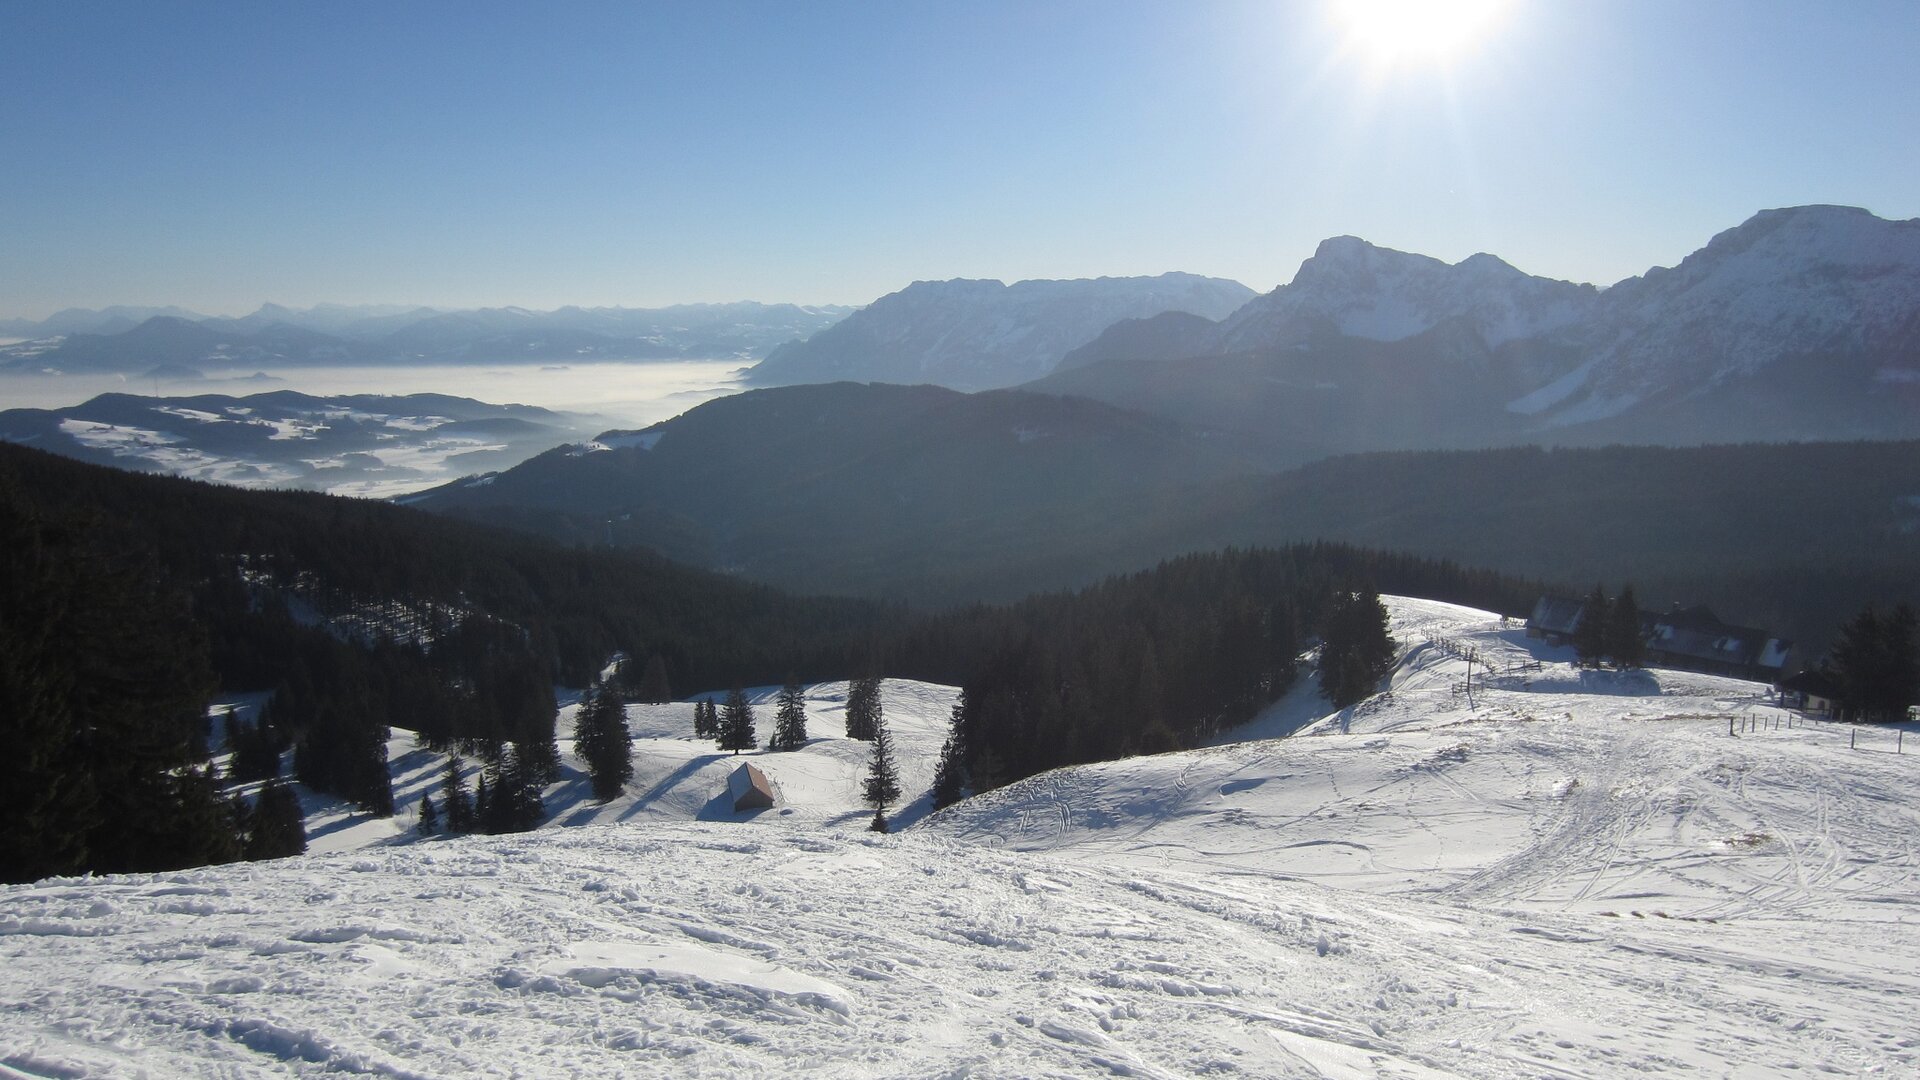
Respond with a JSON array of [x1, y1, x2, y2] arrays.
[[1332, 0, 1513, 65]]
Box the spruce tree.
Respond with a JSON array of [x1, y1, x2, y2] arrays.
[[417, 792, 439, 836], [636, 655, 672, 704], [1606, 584, 1645, 670], [769, 675, 808, 751], [1832, 603, 1920, 721], [572, 681, 634, 801], [862, 713, 902, 829], [929, 690, 971, 810], [845, 675, 881, 741], [442, 756, 473, 833], [694, 699, 717, 740], [719, 686, 757, 755], [1572, 584, 1611, 669], [244, 781, 307, 860], [1319, 586, 1397, 708]]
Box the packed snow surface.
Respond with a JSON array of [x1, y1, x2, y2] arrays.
[[4, 600, 1917, 1077]]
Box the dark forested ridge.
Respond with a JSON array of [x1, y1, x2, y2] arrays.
[[408, 380, 1920, 657], [886, 545, 1544, 793]]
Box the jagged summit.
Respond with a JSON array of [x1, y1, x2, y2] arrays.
[[1216, 234, 1597, 353]]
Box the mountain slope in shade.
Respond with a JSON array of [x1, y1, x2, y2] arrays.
[[405, 380, 1253, 598], [747, 272, 1254, 391]]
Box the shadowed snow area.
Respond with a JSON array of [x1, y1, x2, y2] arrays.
[[3, 599, 1917, 1076]]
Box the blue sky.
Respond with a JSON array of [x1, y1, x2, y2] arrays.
[[3, 0, 1916, 317]]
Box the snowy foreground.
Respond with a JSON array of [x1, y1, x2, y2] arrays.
[[5, 600, 1919, 1077]]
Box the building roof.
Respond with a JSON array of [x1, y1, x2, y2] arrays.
[[728, 762, 775, 810], [1528, 595, 1586, 636]]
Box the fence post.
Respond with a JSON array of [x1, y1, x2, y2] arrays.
[[1851, 728, 1857, 750], [1729, 716, 1734, 737]]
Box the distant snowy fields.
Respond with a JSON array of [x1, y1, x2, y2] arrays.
[[4, 599, 1917, 1077]]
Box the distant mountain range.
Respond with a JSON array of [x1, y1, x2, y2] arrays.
[[746, 273, 1255, 391], [0, 301, 855, 372], [0, 390, 602, 498], [1040, 205, 1920, 459]]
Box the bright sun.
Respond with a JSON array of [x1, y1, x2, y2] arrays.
[[1332, 0, 1513, 64]]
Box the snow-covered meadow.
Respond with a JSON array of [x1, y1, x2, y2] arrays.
[[4, 600, 1917, 1077]]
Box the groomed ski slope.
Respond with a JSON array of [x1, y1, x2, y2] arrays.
[[3, 598, 1917, 1077]]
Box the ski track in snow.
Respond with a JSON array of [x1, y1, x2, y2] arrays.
[[4, 599, 1918, 1077]]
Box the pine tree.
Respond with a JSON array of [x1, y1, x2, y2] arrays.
[[480, 749, 543, 834], [635, 655, 672, 704], [1832, 603, 1920, 721], [929, 690, 970, 810], [1606, 584, 1645, 670], [244, 780, 307, 860], [863, 714, 902, 831], [719, 686, 757, 755], [694, 699, 717, 740], [845, 675, 881, 741], [1319, 586, 1397, 708], [417, 792, 439, 836], [442, 755, 473, 833], [572, 681, 633, 801], [769, 675, 808, 751], [1572, 584, 1611, 669]]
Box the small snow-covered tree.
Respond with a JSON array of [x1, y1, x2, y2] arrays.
[[719, 687, 757, 755], [416, 792, 439, 836], [769, 676, 808, 751]]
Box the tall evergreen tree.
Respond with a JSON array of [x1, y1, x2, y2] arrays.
[[635, 655, 673, 704], [693, 699, 718, 740], [769, 675, 809, 751], [1319, 586, 1397, 708], [1606, 584, 1645, 670], [244, 780, 308, 860], [416, 792, 439, 836], [719, 686, 757, 755], [863, 713, 902, 832], [480, 748, 544, 834], [572, 681, 634, 801], [929, 690, 971, 810], [1572, 584, 1611, 669], [845, 675, 882, 741], [1832, 603, 1920, 721], [442, 756, 473, 834]]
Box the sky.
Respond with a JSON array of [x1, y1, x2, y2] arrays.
[[2, 0, 1916, 318]]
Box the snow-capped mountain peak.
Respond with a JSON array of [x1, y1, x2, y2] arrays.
[[1216, 236, 1598, 352]]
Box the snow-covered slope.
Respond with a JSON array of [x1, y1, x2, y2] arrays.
[[747, 272, 1255, 391], [5, 602, 1917, 1076]]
